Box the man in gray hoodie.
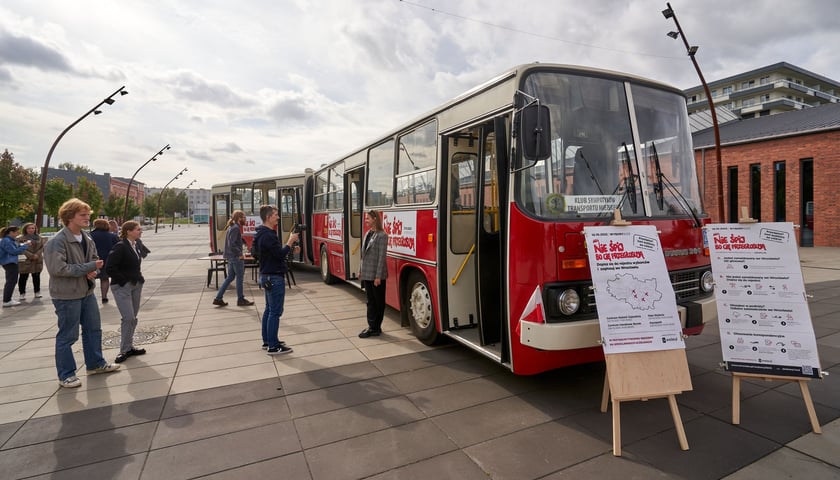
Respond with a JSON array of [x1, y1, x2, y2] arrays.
[[44, 198, 120, 388]]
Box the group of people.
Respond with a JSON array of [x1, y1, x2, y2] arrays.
[[1, 223, 43, 306], [3, 200, 391, 388], [213, 207, 389, 356], [2, 198, 149, 388]]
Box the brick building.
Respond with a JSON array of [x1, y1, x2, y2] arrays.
[[693, 101, 840, 247]]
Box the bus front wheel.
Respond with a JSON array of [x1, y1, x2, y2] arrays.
[[406, 273, 439, 345], [320, 246, 336, 284]]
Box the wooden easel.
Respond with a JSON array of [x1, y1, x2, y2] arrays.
[[724, 207, 822, 434], [731, 372, 821, 433], [594, 211, 692, 456], [601, 349, 692, 456]]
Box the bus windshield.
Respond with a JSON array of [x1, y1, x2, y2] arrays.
[[515, 71, 704, 220]]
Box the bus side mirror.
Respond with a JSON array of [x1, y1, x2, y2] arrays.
[[520, 104, 551, 161]]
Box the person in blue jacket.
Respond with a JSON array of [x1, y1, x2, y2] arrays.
[[1, 225, 32, 307], [253, 205, 299, 355]]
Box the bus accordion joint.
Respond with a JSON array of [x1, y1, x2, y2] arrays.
[[451, 244, 476, 285], [561, 258, 588, 270]]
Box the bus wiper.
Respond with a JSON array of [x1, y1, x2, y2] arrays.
[[651, 141, 664, 210], [657, 168, 703, 228], [621, 142, 639, 213], [578, 149, 605, 195]]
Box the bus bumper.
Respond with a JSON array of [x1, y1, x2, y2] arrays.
[[678, 293, 716, 336], [519, 319, 601, 351]]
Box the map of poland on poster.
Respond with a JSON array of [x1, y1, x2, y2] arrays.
[[584, 225, 685, 354], [708, 222, 822, 378]]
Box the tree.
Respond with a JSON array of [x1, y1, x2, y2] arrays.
[[58, 162, 95, 174], [103, 195, 141, 223], [143, 194, 158, 220], [74, 176, 103, 217], [44, 178, 73, 226], [0, 149, 36, 226]]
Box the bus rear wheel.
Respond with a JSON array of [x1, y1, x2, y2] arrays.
[[320, 245, 336, 284], [406, 273, 439, 345]]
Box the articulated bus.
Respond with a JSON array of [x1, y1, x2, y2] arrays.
[[212, 63, 717, 375], [209, 173, 313, 264]]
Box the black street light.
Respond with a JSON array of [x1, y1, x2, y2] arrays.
[[124, 144, 171, 221], [35, 86, 128, 228], [663, 2, 724, 222], [172, 179, 196, 230], [155, 167, 188, 233]]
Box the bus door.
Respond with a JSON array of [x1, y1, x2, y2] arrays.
[[475, 118, 507, 346], [211, 192, 230, 253], [345, 168, 365, 281], [279, 187, 305, 262]]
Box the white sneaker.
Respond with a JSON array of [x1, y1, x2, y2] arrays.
[[34, 293, 42, 298], [18, 294, 26, 302], [2, 300, 21, 307]]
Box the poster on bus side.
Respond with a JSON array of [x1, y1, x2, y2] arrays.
[[708, 222, 822, 379], [584, 225, 685, 354]]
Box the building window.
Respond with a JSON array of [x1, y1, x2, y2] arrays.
[[760, 94, 770, 102], [773, 161, 785, 221], [722, 86, 733, 95], [741, 80, 755, 89], [711, 89, 718, 97], [727, 167, 739, 223], [760, 76, 770, 85], [742, 98, 756, 107], [750, 164, 761, 221]]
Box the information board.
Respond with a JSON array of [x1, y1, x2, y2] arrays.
[[708, 222, 821, 378], [585, 225, 685, 354]]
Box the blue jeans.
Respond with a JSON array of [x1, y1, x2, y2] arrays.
[[260, 274, 286, 349], [216, 257, 245, 301], [54, 294, 106, 381]]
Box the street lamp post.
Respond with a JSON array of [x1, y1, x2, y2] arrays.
[[172, 179, 196, 230], [154, 167, 188, 233], [36, 86, 128, 228], [663, 2, 724, 223], [124, 144, 170, 221]]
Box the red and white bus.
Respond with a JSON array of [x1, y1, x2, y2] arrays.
[[213, 63, 717, 375], [209, 173, 313, 264]]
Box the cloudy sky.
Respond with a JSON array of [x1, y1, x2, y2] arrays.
[[2, 0, 838, 189]]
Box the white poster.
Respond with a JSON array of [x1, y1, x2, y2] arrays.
[[383, 211, 417, 256], [243, 215, 262, 236], [708, 223, 821, 378], [584, 225, 685, 354], [327, 213, 342, 241]]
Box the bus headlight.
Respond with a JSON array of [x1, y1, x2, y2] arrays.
[[700, 270, 714, 293], [556, 289, 581, 315]]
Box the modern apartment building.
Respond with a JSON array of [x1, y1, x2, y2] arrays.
[[684, 62, 840, 120]]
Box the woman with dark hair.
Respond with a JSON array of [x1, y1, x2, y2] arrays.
[[90, 218, 118, 303], [213, 210, 253, 307], [105, 221, 146, 363], [16, 223, 44, 301], [358, 210, 389, 338], [1, 225, 32, 307]]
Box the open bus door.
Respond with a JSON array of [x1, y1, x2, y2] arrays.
[[345, 167, 365, 282]]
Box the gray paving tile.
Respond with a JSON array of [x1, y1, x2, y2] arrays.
[[722, 446, 840, 480], [709, 388, 839, 444], [152, 396, 290, 449], [626, 416, 780, 480], [678, 370, 766, 415], [406, 374, 530, 417], [464, 420, 609, 479], [541, 452, 678, 479], [0, 421, 23, 448], [199, 452, 311, 479], [386, 358, 504, 394], [141, 422, 300, 480], [4, 397, 165, 449], [367, 451, 489, 480], [431, 395, 555, 448], [285, 377, 401, 418], [304, 419, 457, 480], [294, 396, 426, 449], [370, 346, 479, 376], [281, 361, 383, 395], [160, 377, 285, 418], [27, 452, 146, 480], [0, 422, 156, 479]]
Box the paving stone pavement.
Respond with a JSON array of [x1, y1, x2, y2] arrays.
[[0, 225, 838, 479]]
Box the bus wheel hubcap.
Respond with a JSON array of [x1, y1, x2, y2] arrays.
[[410, 282, 432, 329]]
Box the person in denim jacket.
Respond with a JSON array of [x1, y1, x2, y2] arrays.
[[212, 210, 254, 307], [44, 198, 120, 388], [1, 225, 31, 307]]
